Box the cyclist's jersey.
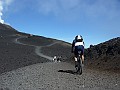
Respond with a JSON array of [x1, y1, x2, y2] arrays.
[[72, 39, 84, 48], [75, 42, 84, 46]]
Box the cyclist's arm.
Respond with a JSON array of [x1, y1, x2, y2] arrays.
[[83, 41, 85, 47], [71, 40, 75, 53]]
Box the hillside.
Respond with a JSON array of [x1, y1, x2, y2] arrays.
[[0, 23, 71, 74], [0, 23, 18, 36], [85, 37, 120, 73]]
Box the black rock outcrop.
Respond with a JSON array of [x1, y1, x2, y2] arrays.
[[85, 37, 120, 73]]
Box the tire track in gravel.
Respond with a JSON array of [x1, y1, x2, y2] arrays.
[[14, 35, 59, 61]]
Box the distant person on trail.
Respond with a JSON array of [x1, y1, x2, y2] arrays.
[[71, 35, 85, 66]]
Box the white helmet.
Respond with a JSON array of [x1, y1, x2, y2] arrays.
[[75, 35, 82, 40]]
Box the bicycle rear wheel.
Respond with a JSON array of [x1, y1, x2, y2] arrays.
[[76, 57, 82, 75]]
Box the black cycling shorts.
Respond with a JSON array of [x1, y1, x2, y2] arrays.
[[74, 45, 84, 57]]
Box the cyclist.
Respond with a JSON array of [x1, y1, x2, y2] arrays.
[[71, 35, 85, 67]]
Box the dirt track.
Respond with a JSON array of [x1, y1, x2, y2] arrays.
[[14, 36, 56, 61], [0, 35, 120, 90]]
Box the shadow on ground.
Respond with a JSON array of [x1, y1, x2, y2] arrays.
[[58, 69, 79, 75]]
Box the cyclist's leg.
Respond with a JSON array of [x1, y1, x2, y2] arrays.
[[74, 46, 78, 67], [81, 46, 84, 64], [82, 55, 84, 64]]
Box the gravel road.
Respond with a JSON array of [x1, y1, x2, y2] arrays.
[[0, 62, 120, 90]]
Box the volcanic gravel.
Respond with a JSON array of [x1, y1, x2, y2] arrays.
[[41, 42, 72, 61]]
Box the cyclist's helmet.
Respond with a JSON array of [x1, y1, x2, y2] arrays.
[[75, 35, 83, 42]]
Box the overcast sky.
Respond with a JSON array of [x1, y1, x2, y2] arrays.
[[1, 0, 120, 48]]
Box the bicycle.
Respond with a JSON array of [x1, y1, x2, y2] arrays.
[[75, 51, 83, 75]]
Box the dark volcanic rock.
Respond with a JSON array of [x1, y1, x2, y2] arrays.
[[85, 37, 120, 73]]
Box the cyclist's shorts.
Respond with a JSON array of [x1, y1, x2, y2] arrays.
[[74, 45, 84, 56]]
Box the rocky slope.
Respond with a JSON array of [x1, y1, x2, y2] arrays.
[[85, 37, 120, 73]]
